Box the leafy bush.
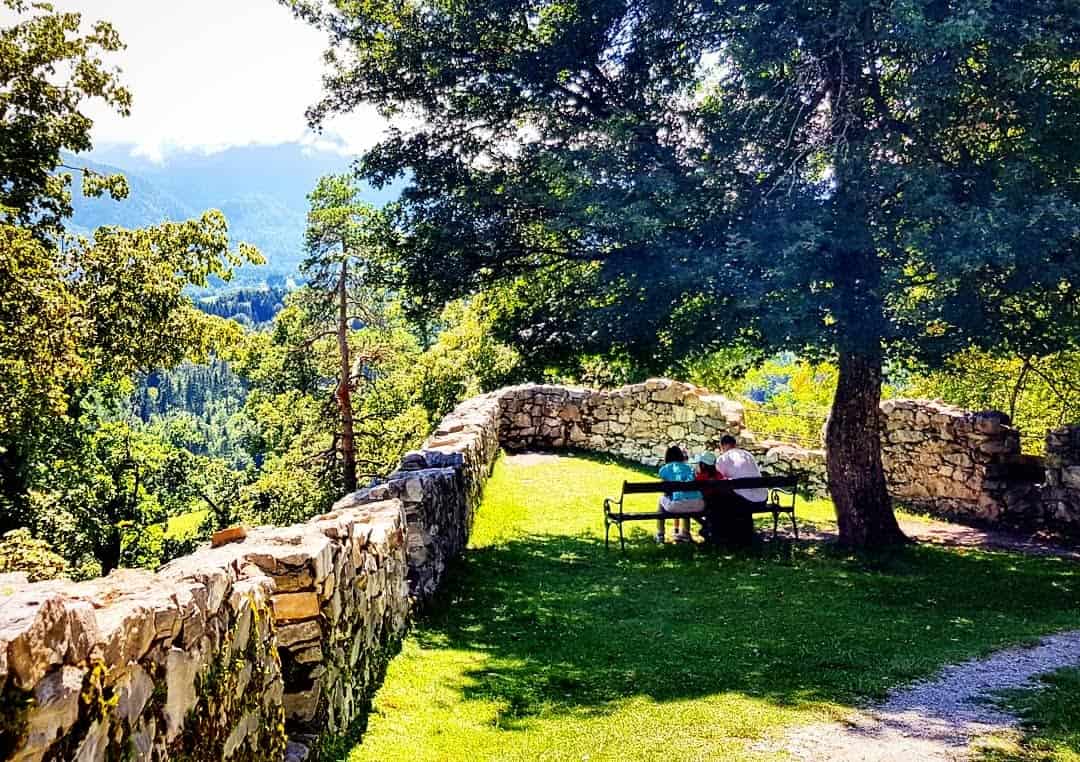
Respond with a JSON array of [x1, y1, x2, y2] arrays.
[[911, 350, 1080, 454], [0, 529, 69, 581]]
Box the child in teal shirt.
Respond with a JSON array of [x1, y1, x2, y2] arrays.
[[657, 445, 704, 543]]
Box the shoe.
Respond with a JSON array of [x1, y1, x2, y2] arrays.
[[674, 532, 692, 543], [654, 533, 665, 544]]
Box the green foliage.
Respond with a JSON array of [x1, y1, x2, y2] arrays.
[[410, 299, 522, 418], [347, 453, 1080, 760], [0, 528, 68, 581], [0, 6, 262, 570], [0, 210, 259, 535], [28, 416, 238, 574], [739, 358, 836, 447], [293, 0, 1080, 369], [137, 359, 253, 467], [683, 347, 766, 397], [0, 0, 131, 236], [912, 349, 1080, 454], [196, 287, 288, 327], [229, 291, 519, 527]]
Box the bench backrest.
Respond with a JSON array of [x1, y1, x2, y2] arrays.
[[620, 476, 798, 495]]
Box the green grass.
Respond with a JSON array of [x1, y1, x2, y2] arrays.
[[164, 509, 208, 540], [345, 452, 1080, 762], [979, 668, 1080, 761]]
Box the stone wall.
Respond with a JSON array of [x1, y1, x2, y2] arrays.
[[332, 393, 502, 601], [1028, 425, 1080, 532], [0, 500, 407, 762], [0, 394, 503, 762], [497, 380, 745, 465], [879, 399, 1022, 522], [491, 383, 1072, 530]]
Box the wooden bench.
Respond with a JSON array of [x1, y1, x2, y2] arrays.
[[603, 477, 799, 552]]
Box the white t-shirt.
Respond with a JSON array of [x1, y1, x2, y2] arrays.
[[717, 448, 768, 503]]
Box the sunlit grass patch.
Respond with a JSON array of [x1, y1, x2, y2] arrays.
[[164, 509, 208, 540]]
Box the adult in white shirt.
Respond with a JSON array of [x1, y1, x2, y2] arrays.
[[717, 435, 768, 504]]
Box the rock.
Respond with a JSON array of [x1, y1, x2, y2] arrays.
[[223, 711, 257, 759], [1, 592, 69, 690], [22, 666, 85, 757], [284, 684, 322, 722], [73, 719, 109, 762], [277, 620, 322, 648], [211, 526, 248, 547], [164, 648, 200, 742], [114, 663, 154, 723], [284, 741, 311, 762], [272, 593, 321, 622]]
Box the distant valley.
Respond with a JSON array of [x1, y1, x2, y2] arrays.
[[66, 142, 401, 288]]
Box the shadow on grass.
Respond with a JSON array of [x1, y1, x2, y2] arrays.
[[412, 530, 1080, 728]]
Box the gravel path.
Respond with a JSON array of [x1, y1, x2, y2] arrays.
[[767, 630, 1080, 761]]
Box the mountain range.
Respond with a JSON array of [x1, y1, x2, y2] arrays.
[[66, 142, 401, 287]]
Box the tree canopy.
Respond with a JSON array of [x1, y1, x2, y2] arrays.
[[0, 1, 262, 572], [288, 0, 1080, 545], [0, 0, 131, 235]]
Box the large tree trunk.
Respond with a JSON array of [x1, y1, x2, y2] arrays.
[[825, 349, 906, 548], [336, 262, 358, 493]]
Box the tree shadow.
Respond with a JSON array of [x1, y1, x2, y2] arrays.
[[411, 530, 1080, 728]]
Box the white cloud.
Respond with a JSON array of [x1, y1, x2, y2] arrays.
[[66, 0, 386, 161]]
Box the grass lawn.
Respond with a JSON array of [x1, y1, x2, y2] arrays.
[[979, 668, 1080, 761], [344, 452, 1080, 762], [164, 509, 209, 540]]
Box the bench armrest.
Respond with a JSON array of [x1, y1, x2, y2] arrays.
[[769, 486, 798, 512], [603, 496, 623, 516]]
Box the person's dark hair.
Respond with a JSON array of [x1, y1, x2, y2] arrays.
[[720, 435, 737, 448], [698, 461, 718, 476], [664, 445, 685, 463]]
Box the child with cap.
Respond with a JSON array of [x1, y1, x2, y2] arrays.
[[656, 445, 704, 543]]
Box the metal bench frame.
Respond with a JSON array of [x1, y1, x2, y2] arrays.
[[603, 477, 799, 552]]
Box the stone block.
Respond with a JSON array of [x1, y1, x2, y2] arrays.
[[164, 648, 200, 742], [22, 665, 85, 757], [211, 526, 247, 547], [272, 592, 321, 622], [277, 620, 322, 648]]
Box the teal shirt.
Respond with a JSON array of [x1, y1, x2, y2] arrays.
[[658, 461, 702, 502]]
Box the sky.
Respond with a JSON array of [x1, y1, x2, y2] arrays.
[[69, 0, 388, 161]]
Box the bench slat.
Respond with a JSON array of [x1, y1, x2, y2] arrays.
[[619, 477, 797, 495]]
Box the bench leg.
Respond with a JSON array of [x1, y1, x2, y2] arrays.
[[605, 520, 611, 550], [772, 511, 780, 540], [619, 523, 626, 553], [790, 512, 799, 540]]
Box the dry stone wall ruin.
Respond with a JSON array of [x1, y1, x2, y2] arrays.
[[1, 379, 1077, 762], [0, 393, 502, 762]]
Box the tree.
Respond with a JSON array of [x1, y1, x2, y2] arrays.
[[301, 174, 391, 493], [0, 0, 131, 236], [289, 0, 1080, 547], [0, 212, 258, 532]]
